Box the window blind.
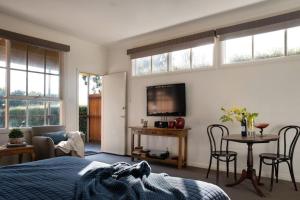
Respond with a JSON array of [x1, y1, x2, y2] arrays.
[[216, 10, 300, 41], [127, 30, 215, 59], [0, 28, 70, 52]]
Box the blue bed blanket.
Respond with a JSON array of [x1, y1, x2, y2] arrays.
[[75, 161, 186, 200], [0, 157, 229, 200]]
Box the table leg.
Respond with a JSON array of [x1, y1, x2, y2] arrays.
[[178, 136, 183, 169], [131, 131, 134, 161], [137, 134, 141, 147], [226, 143, 265, 197], [18, 154, 23, 163], [31, 151, 36, 161], [184, 135, 187, 167]]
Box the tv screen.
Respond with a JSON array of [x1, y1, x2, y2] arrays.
[[147, 83, 186, 116]]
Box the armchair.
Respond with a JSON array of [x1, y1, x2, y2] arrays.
[[31, 126, 85, 160]]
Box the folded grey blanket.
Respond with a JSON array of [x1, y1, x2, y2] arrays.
[[74, 161, 186, 200]]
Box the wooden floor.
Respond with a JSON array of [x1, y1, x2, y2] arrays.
[[86, 153, 300, 200]]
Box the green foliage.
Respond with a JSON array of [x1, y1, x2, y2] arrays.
[[255, 50, 283, 59], [91, 75, 102, 94], [288, 48, 300, 56], [9, 128, 24, 138], [79, 106, 87, 136], [220, 106, 258, 123], [229, 55, 252, 63], [8, 106, 59, 127]]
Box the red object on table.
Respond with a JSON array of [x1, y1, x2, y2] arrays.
[[175, 117, 185, 129], [168, 120, 176, 128]]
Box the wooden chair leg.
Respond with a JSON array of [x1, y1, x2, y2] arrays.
[[275, 162, 279, 183], [226, 157, 229, 178], [287, 161, 298, 191], [206, 155, 212, 178], [270, 160, 275, 191], [258, 157, 263, 183], [216, 157, 220, 185], [234, 156, 237, 181]]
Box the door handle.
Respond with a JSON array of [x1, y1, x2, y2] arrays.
[[120, 115, 125, 118]]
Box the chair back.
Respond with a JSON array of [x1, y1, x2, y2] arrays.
[[207, 124, 229, 153], [277, 125, 300, 160], [31, 125, 65, 137]]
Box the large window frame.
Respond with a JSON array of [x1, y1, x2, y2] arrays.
[[0, 39, 62, 129], [132, 43, 215, 77], [131, 25, 300, 77]]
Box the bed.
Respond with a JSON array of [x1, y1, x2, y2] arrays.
[[0, 157, 229, 200]]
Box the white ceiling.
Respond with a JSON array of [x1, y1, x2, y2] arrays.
[[0, 0, 266, 44]]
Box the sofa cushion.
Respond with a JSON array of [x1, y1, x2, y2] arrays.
[[44, 131, 67, 145]]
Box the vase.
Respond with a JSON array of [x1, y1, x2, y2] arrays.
[[175, 117, 185, 129], [247, 117, 255, 136]]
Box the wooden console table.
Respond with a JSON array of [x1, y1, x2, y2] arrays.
[[0, 145, 35, 164], [129, 127, 190, 169]]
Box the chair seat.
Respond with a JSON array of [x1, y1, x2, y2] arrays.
[[212, 151, 237, 157], [259, 153, 290, 161]]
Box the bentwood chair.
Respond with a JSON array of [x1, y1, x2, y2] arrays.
[[207, 124, 237, 184], [258, 125, 300, 191]]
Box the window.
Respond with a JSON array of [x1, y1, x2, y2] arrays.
[[152, 53, 168, 73], [287, 26, 300, 55], [222, 26, 300, 64], [0, 39, 62, 128], [169, 49, 190, 71], [131, 43, 213, 76], [133, 56, 151, 76], [223, 36, 252, 64], [192, 44, 214, 68], [254, 30, 284, 59]]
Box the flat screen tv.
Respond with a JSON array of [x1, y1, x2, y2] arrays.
[[147, 83, 186, 116]]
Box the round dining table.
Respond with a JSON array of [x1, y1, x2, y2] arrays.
[[222, 134, 279, 197]]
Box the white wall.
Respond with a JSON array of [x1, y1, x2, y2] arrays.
[[107, 0, 300, 181], [0, 13, 107, 144]]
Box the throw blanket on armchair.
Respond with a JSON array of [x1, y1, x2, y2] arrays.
[[74, 161, 186, 200], [56, 131, 84, 157]]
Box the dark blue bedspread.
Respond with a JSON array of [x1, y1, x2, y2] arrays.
[[0, 157, 229, 200]]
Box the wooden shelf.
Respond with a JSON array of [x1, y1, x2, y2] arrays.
[[129, 126, 190, 169], [132, 154, 183, 166]]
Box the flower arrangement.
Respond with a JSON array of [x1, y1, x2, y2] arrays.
[[220, 106, 258, 123]]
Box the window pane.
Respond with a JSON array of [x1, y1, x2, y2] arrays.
[[134, 57, 151, 76], [10, 42, 27, 70], [47, 101, 60, 125], [0, 98, 5, 128], [254, 30, 284, 59], [28, 72, 44, 96], [0, 68, 5, 97], [28, 100, 45, 126], [152, 53, 168, 73], [9, 99, 26, 127], [224, 36, 252, 64], [28, 46, 45, 72], [0, 38, 6, 67], [170, 49, 190, 71], [46, 50, 60, 74], [287, 26, 300, 55], [89, 75, 102, 94], [46, 75, 59, 97], [10, 70, 26, 96], [192, 44, 213, 68]]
